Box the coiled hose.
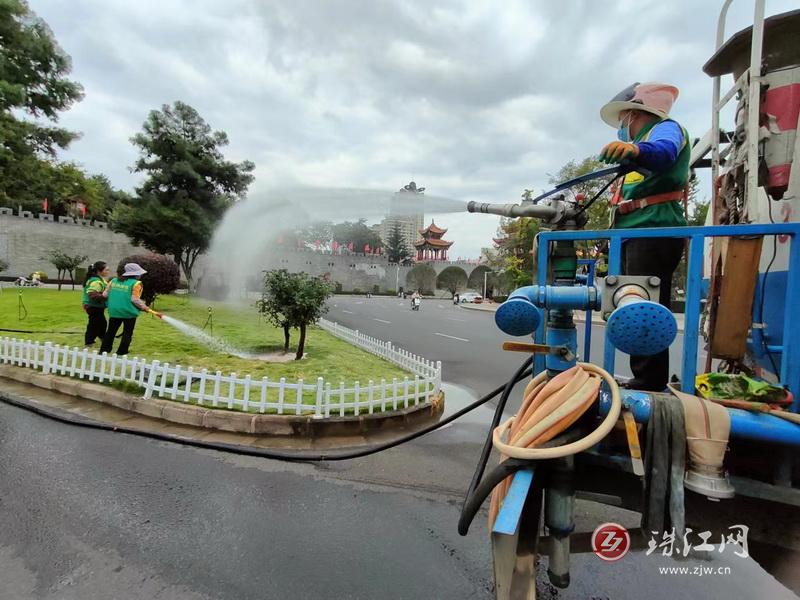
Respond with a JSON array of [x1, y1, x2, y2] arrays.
[[459, 363, 621, 534]]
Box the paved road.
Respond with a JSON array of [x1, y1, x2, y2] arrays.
[[326, 295, 689, 402], [1, 295, 795, 599]]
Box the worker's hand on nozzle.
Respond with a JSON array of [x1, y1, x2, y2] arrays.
[[599, 141, 640, 164], [147, 308, 164, 319]]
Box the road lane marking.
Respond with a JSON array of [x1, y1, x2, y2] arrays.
[[374, 318, 391, 324], [435, 332, 469, 342], [437, 304, 444, 308], [355, 301, 364, 305], [446, 317, 466, 322], [342, 309, 354, 314]]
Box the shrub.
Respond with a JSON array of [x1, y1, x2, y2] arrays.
[[117, 254, 180, 304], [0, 258, 8, 272]]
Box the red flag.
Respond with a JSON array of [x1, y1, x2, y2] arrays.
[[77, 202, 87, 217], [348, 242, 354, 251], [364, 243, 370, 253], [314, 239, 321, 249], [42, 198, 48, 213], [332, 240, 339, 250]]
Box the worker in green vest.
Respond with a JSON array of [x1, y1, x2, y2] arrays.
[[100, 263, 161, 356], [82, 260, 109, 347], [598, 82, 689, 391]]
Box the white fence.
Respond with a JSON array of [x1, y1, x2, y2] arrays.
[[0, 322, 441, 417]]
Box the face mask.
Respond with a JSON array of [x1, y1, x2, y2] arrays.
[[617, 114, 633, 142]]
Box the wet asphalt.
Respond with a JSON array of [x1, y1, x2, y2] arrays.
[[0, 296, 796, 599]]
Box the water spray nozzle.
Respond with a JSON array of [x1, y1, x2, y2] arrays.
[[466, 200, 557, 220]]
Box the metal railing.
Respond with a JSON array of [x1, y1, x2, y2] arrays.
[[535, 223, 800, 410], [0, 321, 442, 416]]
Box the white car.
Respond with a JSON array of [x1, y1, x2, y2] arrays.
[[459, 292, 483, 304]]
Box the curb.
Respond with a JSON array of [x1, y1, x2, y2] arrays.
[[459, 303, 498, 313], [0, 364, 444, 439]]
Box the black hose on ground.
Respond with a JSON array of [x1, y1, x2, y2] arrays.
[[460, 356, 533, 515], [0, 328, 82, 335], [458, 458, 531, 535], [0, 358, 533, 463]]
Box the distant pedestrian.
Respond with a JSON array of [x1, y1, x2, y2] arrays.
[[100, 263, 160, 356], [82, 260, 109, 347]]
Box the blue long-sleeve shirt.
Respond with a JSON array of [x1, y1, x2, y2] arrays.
[[635, 120, 685, 172]]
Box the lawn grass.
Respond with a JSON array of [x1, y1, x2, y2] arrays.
[[0, 287, 410, 385]]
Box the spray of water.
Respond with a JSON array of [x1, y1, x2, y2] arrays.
[[207, 186, 469, 295], [161, 315, 252, 359]]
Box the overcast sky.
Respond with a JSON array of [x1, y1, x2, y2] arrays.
[[33, 0, 797, 258]]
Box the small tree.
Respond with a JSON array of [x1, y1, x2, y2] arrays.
[[45, 250, 87, 290], [256, 269, 295, 353], [436, 266, 468, 297], [117, 254, 180, 305], [406, 263, 437, 295], [385, 223, 411, 264], [0, 258, 8, 273], [256, 269, 333, 360]]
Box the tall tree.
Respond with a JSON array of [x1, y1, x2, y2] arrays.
[[489, 214, 540, 289], [436, 266, 467, 297], [112, 101, 255, 288], [406, 263, 436, 294], [385, 223, 411, 264], [332, 219, 383, 253], [0, 0, 84, 208]]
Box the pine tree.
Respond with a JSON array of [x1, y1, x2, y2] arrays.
[[385, 223, 411, 264]]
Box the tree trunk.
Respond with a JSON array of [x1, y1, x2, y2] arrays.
[[178, 248, 201, 294], [57, 269, 63, 291], [283, 323, 291, 352], [295, 323, 306, 360], [68, 269, 75, 290]]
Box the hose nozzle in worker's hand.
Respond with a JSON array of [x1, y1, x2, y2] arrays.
[[148, 308, 164, 319]]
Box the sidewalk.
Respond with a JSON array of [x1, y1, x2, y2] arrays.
[[460, 302, 686, 332]]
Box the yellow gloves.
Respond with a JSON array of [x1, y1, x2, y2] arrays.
[[599, 141, 640, 164]]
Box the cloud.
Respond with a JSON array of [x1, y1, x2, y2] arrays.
[[31, 0, 800, 258]]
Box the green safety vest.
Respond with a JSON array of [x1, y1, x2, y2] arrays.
[[82, 276, 107, 308], [613, 118, 690, 229], [106, 278, 142, 319]]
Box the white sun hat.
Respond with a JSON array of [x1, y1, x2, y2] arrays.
[[122, 263, 147, 277], [600, 82, 680, 127]]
